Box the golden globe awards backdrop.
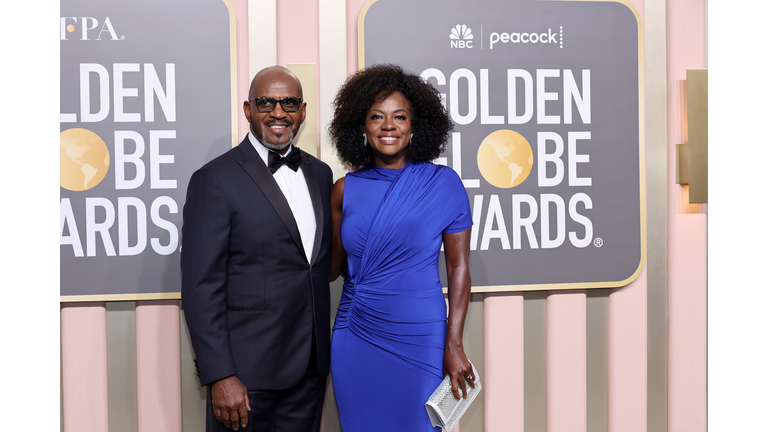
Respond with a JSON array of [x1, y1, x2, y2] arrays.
[[60, 0, 237, 299], [361, 0, 645, 291]]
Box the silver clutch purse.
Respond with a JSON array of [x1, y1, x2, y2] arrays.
[[424, 362, 482, 432]]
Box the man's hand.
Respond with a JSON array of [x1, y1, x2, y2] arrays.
[[211, 375, 251, 430]]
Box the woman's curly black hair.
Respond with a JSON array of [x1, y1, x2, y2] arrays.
[[329, 64, 453, 168]]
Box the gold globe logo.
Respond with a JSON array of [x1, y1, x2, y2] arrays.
[[477, 129, 533, 188], [60, 128, 110, 191]]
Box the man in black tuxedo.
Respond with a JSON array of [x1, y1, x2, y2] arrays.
[[181, 66, 332, 432]]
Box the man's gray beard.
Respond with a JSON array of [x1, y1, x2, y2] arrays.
[[261, 140, 291, 151], [259, 126, 294, 152]]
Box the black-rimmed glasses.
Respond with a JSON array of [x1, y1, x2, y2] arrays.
[[249, 97, 303, 113]]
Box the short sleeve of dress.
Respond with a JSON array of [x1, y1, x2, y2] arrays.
[[439, 166, 473, 234]]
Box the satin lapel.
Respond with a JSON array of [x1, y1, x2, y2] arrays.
[[238, 147, 304, 256], [300, 152, 323, 265]]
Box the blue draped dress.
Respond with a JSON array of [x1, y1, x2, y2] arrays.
[[331, 161, 472, 431]]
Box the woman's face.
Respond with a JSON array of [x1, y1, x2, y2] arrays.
[[364, 91, 412, 168]]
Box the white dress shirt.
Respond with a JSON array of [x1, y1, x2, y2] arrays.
[[249, 132, 316, 261]]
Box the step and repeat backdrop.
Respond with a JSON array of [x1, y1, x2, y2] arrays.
[[60, 0, 237, 299], [361, 0, 645, 291], [61, 0, 644, 298]]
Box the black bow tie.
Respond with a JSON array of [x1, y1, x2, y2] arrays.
[[267, 148, 301, 174]]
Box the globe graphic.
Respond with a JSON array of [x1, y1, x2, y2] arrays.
[[476, 129, 533, 188], [60, 128, 110, 191]]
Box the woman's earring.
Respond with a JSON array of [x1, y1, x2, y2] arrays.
[[410, 133, 414, 144], [363, 133, 368, 146]]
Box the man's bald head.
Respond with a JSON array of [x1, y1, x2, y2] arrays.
[[248, 66, 304, 100]]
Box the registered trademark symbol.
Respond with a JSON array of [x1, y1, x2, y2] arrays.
[[120, 35, 125, 40], [594, 237, 603, 247]]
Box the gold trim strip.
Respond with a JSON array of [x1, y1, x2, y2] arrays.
[[287, 63, 319, 158], [356, 0, 379, 71], [686, 69, 708, 203], [644, 0, 669, 431], [106, 302, 138, 432], [524, 291, 547, 432], [61, 292, 181, 303], [180, 305, 207, 430], [222, 0, 239, 147], [587, 290, 609, 432], [363, 0, 648, 293]]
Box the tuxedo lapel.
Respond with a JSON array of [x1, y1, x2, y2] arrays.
[[237, 141, 305, 256], [300, 152, 323, 266]]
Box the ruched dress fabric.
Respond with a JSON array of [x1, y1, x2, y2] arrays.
[[331, 161, 472, 432]]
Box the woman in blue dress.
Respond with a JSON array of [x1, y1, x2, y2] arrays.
[[328, 64, 475, 431]]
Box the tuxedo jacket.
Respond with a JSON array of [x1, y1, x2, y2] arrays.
[[181, 136, 333, 390]]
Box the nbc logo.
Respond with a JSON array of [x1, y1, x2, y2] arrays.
[[450, 24, 473, 49]]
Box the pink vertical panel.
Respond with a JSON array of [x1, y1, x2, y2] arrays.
[[608, 269, 648, 432], [483, 293, 525, 432], [232, 0, 251, 139], [276, 0, 320, 146], [546, 291, 587, 432], [666, 1, 707, 430], [277, 0, 320, 65], [346, 0, 370, 75], [61, 303, 109, 432], [136, 300, 182, 432]]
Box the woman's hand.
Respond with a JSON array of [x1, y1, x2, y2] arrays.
[[443, 343, 476, 400]]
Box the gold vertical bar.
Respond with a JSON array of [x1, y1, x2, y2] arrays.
[[287, 63, 319, 158], [460, 293, 485, 431], [106, 301, 139, 432], [586, 291, 609, 432], [180, 304, 206, 432], [676, 144, 689, 185], [687, 69, 708, 203], [646, 0, 669, 431], [324, 278, 345, 432], [524, 291, 547, 432]]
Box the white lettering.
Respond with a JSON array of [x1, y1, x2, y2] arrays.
[[512, 194, 539, 249], [150, 130, 177, 189], [449, 69, 477, 125], [114, 63, 141, 122], [80, 63, 110, 122], [568, 193, 593, 248], [86, 197, 116, 257], [118, 197, 147, 256], [507, 69, 534, 124], [536, 69, 560, 124], [114, 130, 146, 190], [564, 69, 591, 124], [480, 195, 511, 250], [144, 63, 177, 122], [151, 196, 179, 255], [480, 69, 503, 125], [540, 194, 566, 248], [60, 198, 84, 257], [568, 131, 592, 186], [537, 132, 565, 187]]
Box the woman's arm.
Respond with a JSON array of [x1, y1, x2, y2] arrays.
[[442, 228, 475, 400], [328, 177, 347, 281]]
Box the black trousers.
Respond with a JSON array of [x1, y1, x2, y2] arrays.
[[206, 335, 326, 432]]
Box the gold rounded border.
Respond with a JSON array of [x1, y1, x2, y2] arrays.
[[358, 0, 647, 292], [60, 0, 239, 302]]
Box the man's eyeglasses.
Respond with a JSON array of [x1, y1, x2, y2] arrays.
[[249, 97, 303, 113]]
